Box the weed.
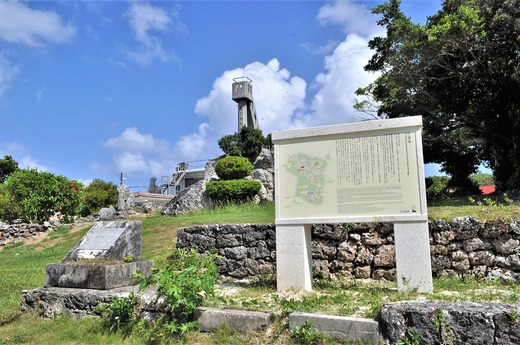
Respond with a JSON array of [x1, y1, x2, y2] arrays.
[[397, 330, 426, 345], [429, 305, 454, 344], [94, 292, 139, 334], [135, 248, 220, 335], [506, 299, 520, 324], [291, 320, 334, 345]]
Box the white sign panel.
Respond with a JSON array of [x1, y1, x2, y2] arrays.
[[273, 116, 427, 224]]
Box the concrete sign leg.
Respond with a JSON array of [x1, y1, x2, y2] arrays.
[[394, 221, 433, 293], [276, 224, 312, 291]]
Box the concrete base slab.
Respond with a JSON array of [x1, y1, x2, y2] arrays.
[[289, 312, 381, 344], [195, 307, 272, 332], [45, 260, 153, 289]]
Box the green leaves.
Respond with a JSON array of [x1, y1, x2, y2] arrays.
[[0, 169, 83, 223], [136, 248, 220, 334], [206, 180, 262, 204], [215, 156, 253, 180], [359, 0, 520, 191], [81, 179, 117, 216]]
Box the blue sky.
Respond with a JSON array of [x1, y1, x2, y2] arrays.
[[0, 0, 448, 190]]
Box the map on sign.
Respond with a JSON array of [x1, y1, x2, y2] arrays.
[[285, 153, 330, 205], [275, 123, 425, 221]]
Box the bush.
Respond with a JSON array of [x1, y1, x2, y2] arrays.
[[0, 169, 83, 223], [426, 176, 450, 199], [206, 179, 261, 203], [81, 179, 118, 216], [238, 127, 265, 161], [217, 133, 241, 157], [135, 248, 220, 335], [0, 155, 19, 183], [215, 156, 253, 180], [470, 173, 494, 187], [218, 127, 267, 161]]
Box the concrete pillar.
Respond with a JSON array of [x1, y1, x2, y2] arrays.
[[394, 221, 433, 293], [276, 224, 313, 291]]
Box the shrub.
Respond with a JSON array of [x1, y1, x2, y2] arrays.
[[238, 127, 265, 161], [426, 176, 450, 199], [0, 155, 19, 183], [215, 156, 253, 180], [135, 248, 220, 335], [81, 179, 118, 216], [0, 169, 83, 223], [218, 127, 267, 161], [218, 133, 241, 157], [206, 179, 261, 203], [470, 173, 494, 187]]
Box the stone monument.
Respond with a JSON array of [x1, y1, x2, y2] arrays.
[[117, 184, 134, 212], [45, 220, 153, 290]]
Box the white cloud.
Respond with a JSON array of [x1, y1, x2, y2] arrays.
[[103, 0, 382, 180], [0, 1, 76, 47], [0, 142, 49, 172], [19, 155, 48, 172], [124, 2, 184, 66], [306, 33, 380, 126], [0, 54, 19, 97], [301, 39, 341, 55], [194, 58, 307, 135], [103, 127, 170, 154], [102, 127, 175, 179], [317, 0, 380, 37], [174, 123, 208, 159]]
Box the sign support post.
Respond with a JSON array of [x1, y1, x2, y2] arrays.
[[276, 224, 313, 291], [394, 221, 433, 292]]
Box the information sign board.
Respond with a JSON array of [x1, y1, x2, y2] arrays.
[[273, 116, 427, 224]]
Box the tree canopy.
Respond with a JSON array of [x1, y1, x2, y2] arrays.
[[0, 155, 19, 183], [356, 0, 520, 191]]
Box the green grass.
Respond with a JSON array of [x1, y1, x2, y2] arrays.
[[1, 200, 520, 344], [427, 194, 520, 221]]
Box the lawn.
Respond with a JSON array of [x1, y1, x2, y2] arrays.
[[0, 199, 519, 344]]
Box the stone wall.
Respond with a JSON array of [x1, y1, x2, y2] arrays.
[[0, 221, 55, 247], [177, 217, 520, 281]]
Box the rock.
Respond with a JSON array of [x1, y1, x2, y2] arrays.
[[313, 224, 349, 241], [379, 301, 520, 345], [468, 251, 494, 266], [463, 237, 493, 252], [492, 236, 519, 255], [162, 153, 275, 216], [361, 232, 385, 246], [253, 148, 274, 170], [98, 206, 116, 221], [251, 169, 274, 202], [117, 184, 134, 211], [143, 202, 153, 213], [355, 247, 373, 265], [313, 259, 331, 279], [373, 245, 395, 267], [353, 266, 371, 279], [453, 216, 480, 240], [337, 240, 357, 261]]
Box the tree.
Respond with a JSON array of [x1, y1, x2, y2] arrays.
[[148, 176, 162, 194], [0, 169, 83, 223], [0, 155, 19, 183], [218, 127, 267, 161], [82, 179, 118, 216], [356, 0, 520, 192]]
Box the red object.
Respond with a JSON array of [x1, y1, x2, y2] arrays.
[[479, 185, 496, 195]]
